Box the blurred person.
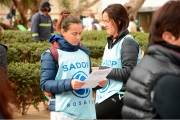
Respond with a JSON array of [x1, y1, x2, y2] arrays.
[[52, 19, 58, 32], [0, 25, 8, 75], [95, 4, 142, 119], [135, 19, 144, 32], [31, 1, 54, 42], [127, 16, 137, 32], [83, 13, 102, 31], [40, 10, 107, 120], [6, 4, 16, 26], [0, 67, 13, 119], [122, 1, 180, 119], [27, 22, 31, 31]]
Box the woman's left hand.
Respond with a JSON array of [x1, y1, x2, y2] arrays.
[[98, 78, 107, 87]]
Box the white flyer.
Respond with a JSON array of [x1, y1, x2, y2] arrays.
[[81, 68, 113, 88]]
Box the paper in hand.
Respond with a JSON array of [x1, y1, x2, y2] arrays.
[[81, 68, 112, 88]]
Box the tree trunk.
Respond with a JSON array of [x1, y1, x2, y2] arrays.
[[124, 0, 145, 19], [30, 0, 41, 19], [73, 0, 100, 17], [12, 0, 29, 28], [0, 22, 18, 30]]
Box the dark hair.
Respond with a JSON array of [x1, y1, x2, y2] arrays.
[[0, 67, 13, 119], [56, 10, 82, 32], [149, 1, 180, 44], [102, 4, 129, 33], [40, 7, 47, 11]]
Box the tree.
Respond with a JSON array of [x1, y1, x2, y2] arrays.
[[58, 0, 100, 17], [0, 0, 100, 29], [0, 0, 41, 28], [124, 0, 145, 19]]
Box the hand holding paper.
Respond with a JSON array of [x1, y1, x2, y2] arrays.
[[81, 68, 112, 88]]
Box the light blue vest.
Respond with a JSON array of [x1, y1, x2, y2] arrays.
[[96, 34, 142, 103], [54, 49, 96, 119]]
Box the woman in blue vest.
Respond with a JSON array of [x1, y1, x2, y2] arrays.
[[40, 10, 107, 120], [95, 4, 142, 119]]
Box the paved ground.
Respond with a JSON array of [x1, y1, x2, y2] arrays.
[[13, 102, 50, 120]]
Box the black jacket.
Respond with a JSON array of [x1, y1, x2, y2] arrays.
[[0, 43, 7, 74], [122, 44, 180, 119]]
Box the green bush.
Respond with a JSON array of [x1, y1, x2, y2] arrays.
[[7, 42, 50, 63], [1, 30, 34, 43], [8, 62, 43, 115]]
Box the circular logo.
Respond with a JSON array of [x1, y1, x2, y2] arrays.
[[99, 79, 110, 93], [72, 71, 90, 98]]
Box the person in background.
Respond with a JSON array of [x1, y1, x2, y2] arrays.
[[52, 19, 58, 32], [31, 1, 54, 42], [94, 4, 142, 119], [6, 4, 16, 26], [83, 13, 102, 31], [0, 67, 13, 119], [135, 19, 144, 32], [122, 1, 180, 119], [127, 16, 137, 32], [0, 25, 11, 119], [0, 25, 8, 75], [40, 10, 107, 120]]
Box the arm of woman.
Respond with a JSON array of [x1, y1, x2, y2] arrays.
[[40, 52, 73, 94]]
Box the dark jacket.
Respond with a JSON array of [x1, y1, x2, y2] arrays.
[[152, 74, 180, 118], [6, 8, 16, 19], [0, 43, 8, 74], [31, 11, 54, 42], [99, 29, 139, 90], [122, 44, 180, 119]]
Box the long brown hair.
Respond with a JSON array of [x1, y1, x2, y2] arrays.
[[56, 10, 82, 32], [149, 1, 180, 44], [0, 67, 13, 119]]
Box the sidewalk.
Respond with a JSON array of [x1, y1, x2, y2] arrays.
[[13, 102, 50, 120]]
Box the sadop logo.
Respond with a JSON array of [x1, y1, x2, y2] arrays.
[[99, 79, 110, 93], [72, 71, 90, 98]]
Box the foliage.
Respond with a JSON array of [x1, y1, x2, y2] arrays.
[[6, 42, 50, 63], [1, 30, 33, 43], [8, 62, 44, 115]]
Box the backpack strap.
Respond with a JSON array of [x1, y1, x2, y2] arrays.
[[47, 41, 59, 99], [48, 41, 59, 63], [49, 46, 58, 63]]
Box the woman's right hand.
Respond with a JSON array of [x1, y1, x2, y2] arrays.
[[71, 79, 85, 90]]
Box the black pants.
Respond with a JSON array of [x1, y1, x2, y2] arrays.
[[95, 93, 124, 119]]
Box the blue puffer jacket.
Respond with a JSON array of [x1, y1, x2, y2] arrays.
[[40, 34, 91, 94]]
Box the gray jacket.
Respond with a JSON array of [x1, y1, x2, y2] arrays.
[[122, 44, 180, 119], [31, 11, 54, 42]]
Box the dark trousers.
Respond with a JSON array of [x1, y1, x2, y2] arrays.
[[95, 93, 123, 119]]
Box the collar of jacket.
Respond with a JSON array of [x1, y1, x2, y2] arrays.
[[148, 44, 180, 66], [56, 38, 81, 52], [107, 29, 129, 49]]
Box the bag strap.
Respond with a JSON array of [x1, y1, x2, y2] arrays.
[[49, 46, 58, 63], [48, 41, 59, 63], [48, 41, 59, 99]]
